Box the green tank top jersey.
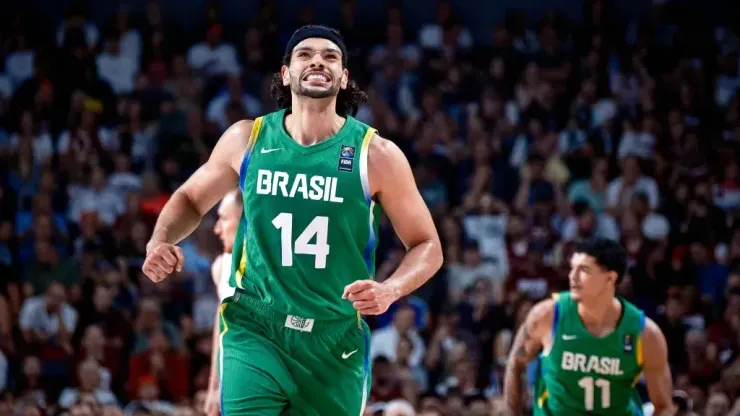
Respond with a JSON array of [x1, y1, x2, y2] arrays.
[[535, 292, 646, 416], [227, 109, 382, 320]]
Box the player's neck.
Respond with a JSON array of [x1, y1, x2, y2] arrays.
[[578, 294, 621, 329], [287, 98, 344, 146]]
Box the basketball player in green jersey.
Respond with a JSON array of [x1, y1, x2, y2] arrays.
[[204, 189, 242, 416], [503, 238, 676, 416], [141, 25, 443, 415]]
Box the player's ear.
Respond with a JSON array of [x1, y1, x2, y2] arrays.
[[281, 65, 290, 87], [340, 68, 348, 90], [608, 271, 618, 286]]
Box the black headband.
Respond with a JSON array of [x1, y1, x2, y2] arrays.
[[284, 25, 348, 67]]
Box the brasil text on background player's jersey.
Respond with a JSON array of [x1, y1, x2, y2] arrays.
[[534, 291, 647, 416], [227, 108, 381, 320]]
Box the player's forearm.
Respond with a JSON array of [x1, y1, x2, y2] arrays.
[[381, 239, 442, 300], [503, 361, 526, 415], [208, 314, 221, 391], [147, 190, 204, 251]]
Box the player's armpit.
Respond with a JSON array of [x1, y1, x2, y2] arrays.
[[178, 120, 252, 216], [503, 298, 555, 415], [149, 120, 251, 247], [367, 135, 443, 299], [507, 298, 553, 368], [641, 318, 677, 416]]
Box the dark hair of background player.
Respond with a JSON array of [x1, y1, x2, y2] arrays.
[[574, 238, 628, 285]]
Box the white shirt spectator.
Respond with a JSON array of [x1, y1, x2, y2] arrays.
[[187, 41, 240, 78], [96, 51, 138, 94], [108, 171, 142, 197], [606, 175, 660, 210], [58, 384, 117, 408], [462, 214, 509, 274], [5, 50, 35, 89], [120, 29, 142, 65], [67, 184, 125, 226], [206, 91, 262, 131], [418, 24, 473, 49], [19, 296, 78, 336], [618, 131, 656, 159], [371, 326, 426, 368], [9, 133, 54, 164]]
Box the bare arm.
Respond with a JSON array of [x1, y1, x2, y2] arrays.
[[208, 256, 223, 392], [369, 136, 443, 300], [147, 120, 251, 251], [641, 318, 676, 416], [503, 298, 554, 415]]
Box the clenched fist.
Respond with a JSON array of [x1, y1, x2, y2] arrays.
[[142, 242, 185, 282], [342, 280, 399, 315]]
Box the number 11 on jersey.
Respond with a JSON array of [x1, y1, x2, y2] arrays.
[[272, 213, 330, 269], [578, 376, 610, 411]]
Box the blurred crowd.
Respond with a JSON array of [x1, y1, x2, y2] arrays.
[[1, 0, 740, 415]]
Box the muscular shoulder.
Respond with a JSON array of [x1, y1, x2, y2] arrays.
[[366, 135, 411, 197], [525, 297, 557, 340], [212, 119, 255, 171], [509, 297, 556, 367], [641, 317, 668, 368]]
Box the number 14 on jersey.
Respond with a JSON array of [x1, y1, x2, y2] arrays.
[[272, 213, 330, 269]]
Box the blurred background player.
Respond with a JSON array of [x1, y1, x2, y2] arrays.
[[504, 238, 675, 415], [204, 189, 242, 416]]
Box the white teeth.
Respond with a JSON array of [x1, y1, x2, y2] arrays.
[[307, 74, 328, 82]]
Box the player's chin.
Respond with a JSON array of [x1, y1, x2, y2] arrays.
[[569, 288, 582, 301], [299, 84, 337, 98]]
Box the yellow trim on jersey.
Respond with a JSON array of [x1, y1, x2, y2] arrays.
[[631, 335, 645, 386], [551, 292, 560, 300], [247, 116, 264, 152], [219, 302, 229, 335], [235, 241, 247, 289], [218, 303, 229, 384], [537, 389, 548, 408]]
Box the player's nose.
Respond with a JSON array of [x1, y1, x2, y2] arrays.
[[308, 54, 326, 67]]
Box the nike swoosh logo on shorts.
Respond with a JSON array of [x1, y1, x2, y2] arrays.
[[342, 349, 358, 359], [261, 148, 282, 153]]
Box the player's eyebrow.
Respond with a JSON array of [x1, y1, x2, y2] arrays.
[[293, 46, 341, 55]]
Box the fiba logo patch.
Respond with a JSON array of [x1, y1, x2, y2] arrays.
[[290, 316, 309, 329], [623, 334, 634, 353], [338, 145, 355, 172], [285, 314, 315, 332]]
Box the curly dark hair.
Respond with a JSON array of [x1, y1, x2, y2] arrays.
[[269, 70, 367, 117]]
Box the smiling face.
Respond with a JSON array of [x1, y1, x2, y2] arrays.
[[281, 37, 348, 100]]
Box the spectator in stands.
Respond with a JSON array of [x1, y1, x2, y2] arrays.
[[186, 24, 239, 80], [128, 329, 189, 402], [371, 305, 426, 368], [19, 281, 77, 355], [57, 358, 117, 408]]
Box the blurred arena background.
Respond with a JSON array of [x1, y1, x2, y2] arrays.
[[1, 0, 740, 415]]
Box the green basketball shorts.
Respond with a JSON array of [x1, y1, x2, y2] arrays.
[[218, 292, 372, 415]]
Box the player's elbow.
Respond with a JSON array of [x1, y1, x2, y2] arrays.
[[428, 237, 444, 274]]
